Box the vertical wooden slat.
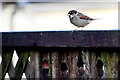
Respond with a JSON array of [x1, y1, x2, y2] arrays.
[[76, 52, 79, 78], [52, 52, 58, 78], [34, 52, 39, 78], [39, 52, 43, 79], [108, 53, 114, 78], [90, 52, 96, 78], [2, 52, 13, 80], [101, 52, 107, 78], [49, 52, 52, 79], [73, 52, 78, 78], [111, 52, 118, 78], [1, 49, 119, 79], [100, 52, 118, 78], [106, 53, 115, 78], [67, 52, 77, 78], [57, 52, 62, 78], [67, 52, 70, 78], [30, 51, 40, 79], [82, 51, 90, 78], [30, 51, 35, 79]]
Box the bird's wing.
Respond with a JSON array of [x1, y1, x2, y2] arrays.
[[77, 12, 95, 20]]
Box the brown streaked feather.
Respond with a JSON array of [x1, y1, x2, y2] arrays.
[[77, 12, 95, 20], [80, 16, 95, 20]]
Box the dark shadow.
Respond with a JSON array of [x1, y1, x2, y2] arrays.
[[118, 61, 120, 78], [77, 56, 84, 68], [61, 62, 68, 78], [77, 56, 85, 78], [96, 59, 104, 78]]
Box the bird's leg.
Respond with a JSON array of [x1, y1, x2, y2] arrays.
[[72, 27, 79, 33], [74, 27, 80, 31]]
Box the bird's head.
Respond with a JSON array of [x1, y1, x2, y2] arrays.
[[67, 10, 77, 16]]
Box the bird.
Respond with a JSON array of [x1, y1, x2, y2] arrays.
[[67, 10, 96, 31]]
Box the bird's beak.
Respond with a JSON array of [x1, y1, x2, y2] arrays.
[[67, 14, 70, 16]]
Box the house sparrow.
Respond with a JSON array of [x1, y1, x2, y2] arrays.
[[67, 10, 95, 31]]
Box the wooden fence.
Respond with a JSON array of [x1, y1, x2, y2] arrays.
[[1, 30, 120, 79]]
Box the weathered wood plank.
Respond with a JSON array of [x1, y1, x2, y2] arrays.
[[30, 51, 35, 79], [49, 52, 52, 79], [30, 51, 40, 79], [82, 51, 90, 78], [34, 52, 40, 78], [68, 52, 77, 78], [52, 52, 58, 78], [90, 52, 96, 78], [2, 31, 120, 48], [101, 52, 119, 78]]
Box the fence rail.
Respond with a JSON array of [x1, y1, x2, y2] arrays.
[[1, 30, 120, 79]]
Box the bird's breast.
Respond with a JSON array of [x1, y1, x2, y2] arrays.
[[71, 16, 91, 27]]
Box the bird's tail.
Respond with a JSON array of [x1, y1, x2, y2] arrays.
[[93, 18, 101, 20]]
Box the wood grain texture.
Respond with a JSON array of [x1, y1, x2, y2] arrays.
[[2, 31, 120, 48]]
